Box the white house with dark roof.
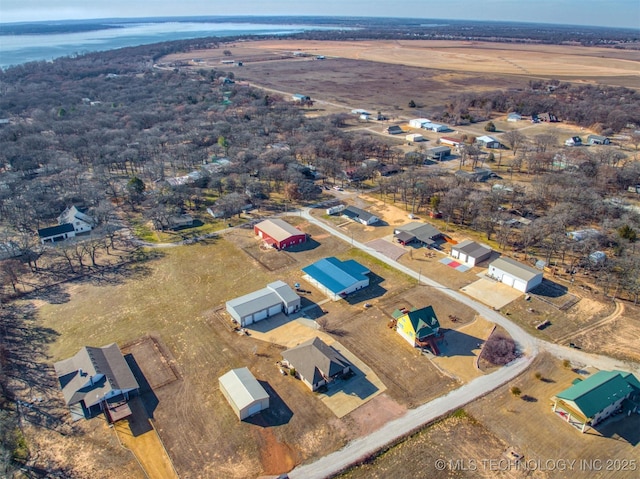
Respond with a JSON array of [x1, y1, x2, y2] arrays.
[[58, 205, 95, 234], [451, 240, 492, 267], [487, 257, 543, 292], [282, 337, 351, 391], [342, 206, 379, 225], [54, 343, 139, 422], [226, 280, 300, 327], [219, 367, 270, 420]]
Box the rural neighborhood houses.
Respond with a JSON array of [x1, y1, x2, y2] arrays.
[[426, 146, 451, 161], [302, 257, 370, 301], [507, 112, 522, 122], [226, 280, 301, 327], [587, 134, 611, 145], [476, 135, 502, 149], [254, 219, 307, 250], [219, 367, 270, 420], [450, 240, 492, 267], [551, 370, 640, 433], [487, 257, 543, 293], [565, 136, 582, 147], [54, 343, 139, 423], [393, 306, 441, 354], [282, 337, 352, 392]]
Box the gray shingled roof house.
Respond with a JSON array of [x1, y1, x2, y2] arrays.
[[54, 343, 139, 422], [342, 206, 380, 225], [282, 337, 351, 391], [394, 222, 443, 247]]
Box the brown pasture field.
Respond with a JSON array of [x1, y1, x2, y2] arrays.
[[162, 39, 640, 117]]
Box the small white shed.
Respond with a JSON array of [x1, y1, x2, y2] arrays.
[[487, 257, 543, 293], [406, 133, 424, 142], [219, 367, 269, 420]]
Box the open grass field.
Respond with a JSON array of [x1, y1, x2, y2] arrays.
[[162, 39, 640, 118]]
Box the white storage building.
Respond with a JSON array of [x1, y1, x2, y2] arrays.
[[219, 368, 270, 420], [451, 240, 492, 267], [406, 133, 424, 142], [487, 257, 543, 293], [226, 280, 300, 327], [409, 118, 430, 128]]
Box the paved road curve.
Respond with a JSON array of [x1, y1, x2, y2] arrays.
[[286, 207, 638, 479]]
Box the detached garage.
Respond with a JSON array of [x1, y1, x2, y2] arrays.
[[487, 257, 543, 293], [451, 240, 492, 267], [219, 367, 269, 420], [226, 280, 300, 327], [254, 219, 306, 250]]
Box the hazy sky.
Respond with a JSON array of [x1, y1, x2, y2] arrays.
[[1, 0, 639, 29]]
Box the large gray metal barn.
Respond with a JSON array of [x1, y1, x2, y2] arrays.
[[226, 280, 300, 327]]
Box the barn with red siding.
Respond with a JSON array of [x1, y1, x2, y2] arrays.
[[254, 219, 307, 250]]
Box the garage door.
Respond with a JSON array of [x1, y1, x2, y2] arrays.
[[501, 275, 515, 287], [243, 315, 253, 326], [268, 304, 281, 316], [513, 280, 527, 292], [246, 402, 262, 417], [253, 309, 268, 322], [459, 253, 468, 263]]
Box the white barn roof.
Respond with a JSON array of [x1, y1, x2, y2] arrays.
[[219, 367, 269, 410], [226, 281, 299, 318], [490, 257, 540, 281]]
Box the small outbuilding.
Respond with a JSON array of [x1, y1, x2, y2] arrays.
[[406, 133, 424, 142], [38, 223, 76, 244], [387, 125, 403, 135], [565, 136, 582, 147], [451, 240, 492, 266], [507, 112, 522, 122], [254, 219, 307, 250], [476, 135, 502, 149], [302, 257, 370, 301], [226, 280, 300, 327], [219, 367, 270, 420], [487, 257, 543, 293], [409, 118, 430, 128]]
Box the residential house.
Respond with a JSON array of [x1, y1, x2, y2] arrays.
[[567, 229, 601, 241], [551, 370, 640, 433], [38, 223, 76, 244], [455, 168, 498, 182], [54, 343, 139, 422], [282, 337, 351, 391], [58, 205, 95, 234], [167, 214, 194, 230], [507, 113, 522, 122], [487, 257, 543, 292], [426, 146, 451, 161], [451, 240, 492, 266], [439, 137, 463, 149], [342, 206, 379, 225], [394, 306, 441, 354], [226, 280, 300, 327], [387, 125, 404, 135], [219, 367, 270, 420], [587, 135, 611, 145], [565, 136, 582, 147], [302, 257, 370, 301], [394, 222, 443, 247], [254, 219, 307, 250]]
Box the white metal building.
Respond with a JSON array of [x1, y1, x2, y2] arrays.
[[219, 367, 270, 420], [451, 240, 492, 267], [487, 257, 543, 293], [409, 118, 430, 128], [226, 280, 300, 327]]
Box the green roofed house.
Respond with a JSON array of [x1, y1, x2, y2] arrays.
[[302, 257, 370, 301], [394, 306, 441, 354], [551, 370, 640, 433]]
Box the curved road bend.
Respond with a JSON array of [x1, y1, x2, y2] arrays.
[[286, 207, 638, 479]]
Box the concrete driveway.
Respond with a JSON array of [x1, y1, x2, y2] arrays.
[[460, 277, 522, 309], [247, 314, 386, 418]]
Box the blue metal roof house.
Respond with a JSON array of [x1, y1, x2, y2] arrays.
[[302, 257, 370, 301]]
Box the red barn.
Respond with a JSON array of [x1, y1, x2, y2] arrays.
[[254, 219, 306, 250]]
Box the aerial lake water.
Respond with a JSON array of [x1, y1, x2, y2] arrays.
[[0, 21, 343, 69]]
